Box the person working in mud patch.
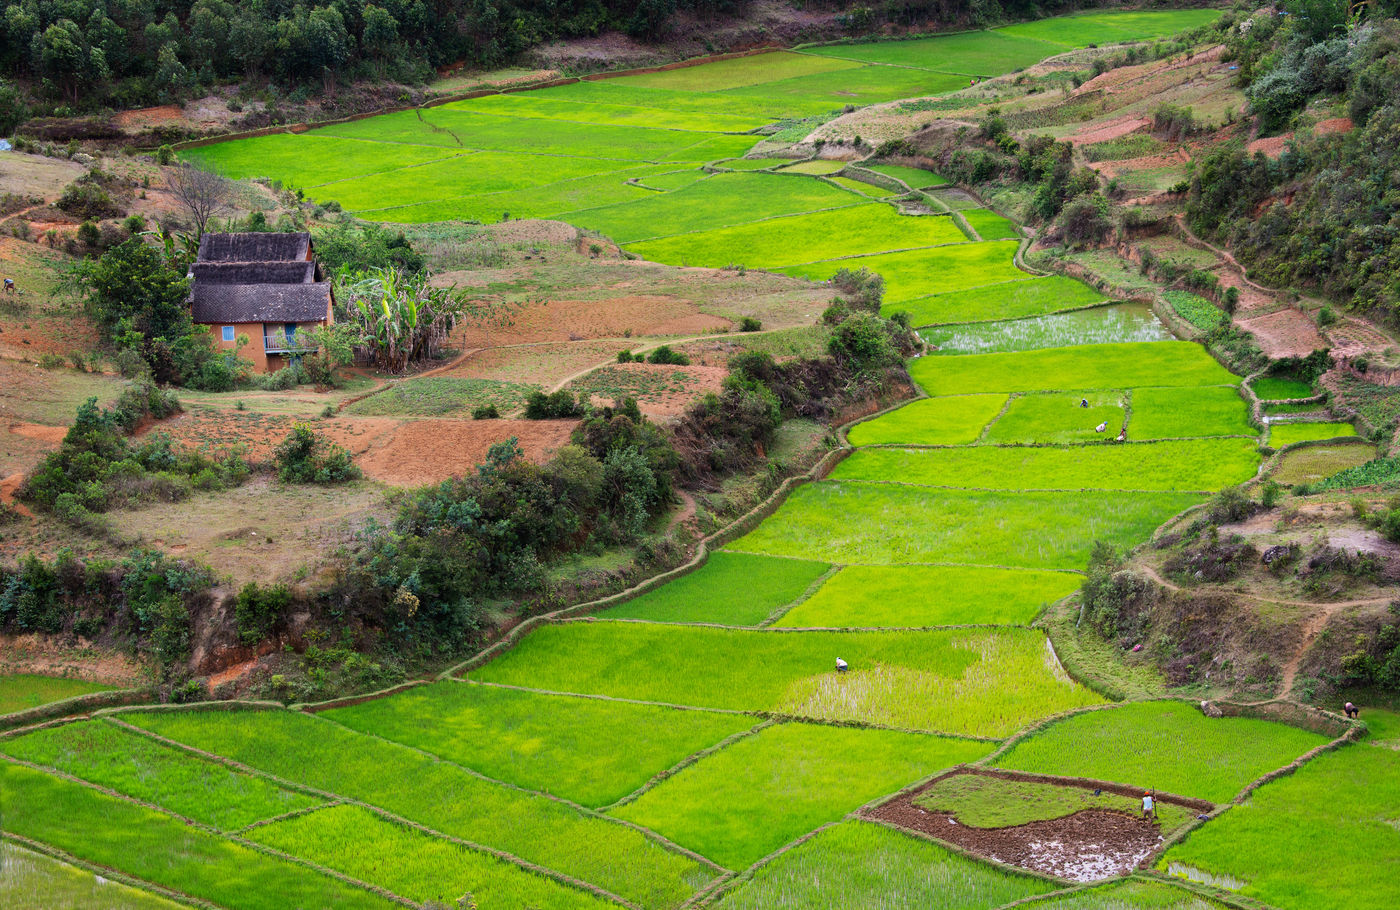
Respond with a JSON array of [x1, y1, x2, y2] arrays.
[[1141, 791, 1155, 821], [1345, 702, 1359, 719]]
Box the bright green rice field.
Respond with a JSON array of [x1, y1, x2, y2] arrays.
[[0, 674, 114, 715], [24, 10, 1369, 910]]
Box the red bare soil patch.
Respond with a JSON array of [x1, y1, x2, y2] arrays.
[[112, 105, 184, 131], [1314, 117, 1353, 136], [0, 633, 146, 685], [1090, 150, 1188, 178], [355, 418, 577, 486], [1068, 116, 1150, 146], [1238, 308, 1327, 358], [456, 295, 731, 348], [1209, 267, 1274, 313], [1246, 133, 1291, 158], [0, 472, 32, 516], [8, 422, 66, 445], [869, 796, 1164, 882]]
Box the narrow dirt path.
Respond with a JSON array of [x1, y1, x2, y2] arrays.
[[667, 489, 698, 533], [1276, 601, 1355, 699], [1138, 563, 1391, 610]]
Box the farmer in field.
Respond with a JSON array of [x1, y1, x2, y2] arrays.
[[1345, 702, 1359, 719], [836, 658, 848, 673], [1141, 791, 1155, 821], [3, 277, 13, 294]]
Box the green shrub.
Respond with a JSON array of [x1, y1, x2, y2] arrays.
[[472, 404, 500, 419], [828, 313, 899, 373], [234, 582, 293, 645], [646, 345, 690, 366], [273, 425, 361, 484], [523, 390, 584, 419], [739, 316, 762, 332]]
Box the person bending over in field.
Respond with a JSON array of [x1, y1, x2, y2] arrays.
[[835, 658, 848, 673], [1141, 792, 1155, 821], [1345, 702, 1359, 719]]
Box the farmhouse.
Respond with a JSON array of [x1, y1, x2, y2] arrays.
[[188, 232, 334, 373]]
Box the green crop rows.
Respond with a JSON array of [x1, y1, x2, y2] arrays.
[[773, 565, 1080, 627], [915, 773, 1194, 832], [0, 673, 113, 715], [602, 550, 830, 626], [900, 276, 1105, 326], [1268, 421, 1358, 447], [993, 701, 1330, 802], [713, 820, 1058, 909], [472, 621, 1104, 737], [728, 482, 1203, 569], [614, 723, 990, 868], [323, 681, 757, 807], [22, 10, 1368, 910]]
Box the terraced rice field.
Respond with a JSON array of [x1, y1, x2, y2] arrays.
[[13, 10, 1368, 910]]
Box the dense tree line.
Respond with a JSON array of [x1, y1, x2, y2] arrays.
[[0, 0, 750, 111], [1187, 3, 1400, 321]]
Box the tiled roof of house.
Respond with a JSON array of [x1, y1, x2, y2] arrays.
[[190, 282, 332, 324], [188, 232, 330, 325], [190, 261, 317, 285], [196, 232, 310, 262]]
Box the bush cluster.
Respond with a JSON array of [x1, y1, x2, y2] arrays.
[[523, 390, 584, 419], [273, 425, 360, 484], [21, 391, 248, 528], [0, 549, 214, 666]]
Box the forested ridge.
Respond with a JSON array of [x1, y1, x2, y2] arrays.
[[0, 0, 1087, 120], [1187, 1, 1400, 323]]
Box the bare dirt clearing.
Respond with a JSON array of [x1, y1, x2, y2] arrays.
[[1237, 307, 1327, 358], [569, 362, 729, 417]]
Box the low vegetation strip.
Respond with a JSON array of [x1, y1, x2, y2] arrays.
[[992, 702, 1331, 804], [909, 342, 1239, 397], [772, 565, 1082, 628], [828, 439, 1261, 493], [0, 719, 319, 832], [0, 841, 187, 910], [900, 276, 1105, 327], [247, 804, 619, 910], [1163, 291, 1227, 334], [1129, 387, 1256, 441], [600, 551, 831, 626], [726, 483, 1204, 570], [981, 391, 1126, 445], [863, 165, 948, 190], [322, 682, 757, 808], [1268, 421, 1358, 448], [612, 723, 991, 869], [344, 377, 539, 417], [0, 675, 114, 715], [1161, 744, 1400, 910], [626, 205, 967, 270], [710, 819, 1057, 910], [782, 242, 1029, 304], [1018, 879, 1233, 909], [120, 709, 712, 910], [471, 622, 1104, 737], [846, 395, 1007, 447], [0, 762, 398, 910]]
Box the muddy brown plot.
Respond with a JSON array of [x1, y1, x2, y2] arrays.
[[869, 793, 1167, 882]]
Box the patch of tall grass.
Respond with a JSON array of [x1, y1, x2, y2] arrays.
[[829, 438, 1260, 492], [123, 709, 711, 909], [0, 719, 318, 831], [772, 565, 1080, 628], [613, 724, 990, 869], [0, 762, 396, 910], [248, 804, 616, 909], [602, 551, 830, 626], [993, 701, 1331, 802], [981, 391, 1126, 445], [727, 482, 1203, 569], [711, 820, 1057, 909], [1162, 744, 1400, 910], [473, 622, 1104, 737], [0, 842, 185, 910], [323, 681, 756, 808], [1129, 386, 1255, 440], [847, 395, 1007, 447]]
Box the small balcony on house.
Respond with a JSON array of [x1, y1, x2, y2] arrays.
[[263, 329, 318, 354]]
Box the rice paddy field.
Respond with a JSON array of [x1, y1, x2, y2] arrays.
[[14, 9, 1375, 910], [0, 673, 114, 715]]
